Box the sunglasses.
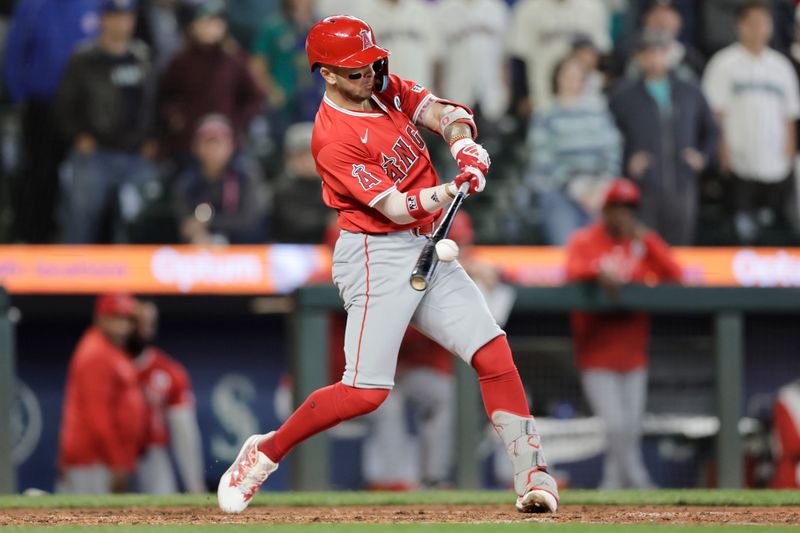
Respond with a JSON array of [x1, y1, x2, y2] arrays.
[[344, 59, 386, 80]]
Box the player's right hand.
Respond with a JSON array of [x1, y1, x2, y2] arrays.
[[454, 170, 484, 195]]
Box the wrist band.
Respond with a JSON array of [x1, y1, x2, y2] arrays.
[[405, 191, 428, 220]]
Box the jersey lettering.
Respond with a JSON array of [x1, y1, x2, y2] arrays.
[[352, 164, 381, 191], [406, 124, 426, 150], [381, 153, 407, 182], [392, 138, 418, 172]]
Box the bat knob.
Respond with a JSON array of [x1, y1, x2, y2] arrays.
[[410, 276, 428, 291]]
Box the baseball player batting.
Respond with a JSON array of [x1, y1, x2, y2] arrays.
[[217, 15, 558, 514]]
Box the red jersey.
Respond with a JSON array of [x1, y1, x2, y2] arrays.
[[312, 74, 441, 234], [772, 381, 800, 488], [58, 327, 148, 471], [136, 347, 194, 447], [565, 222, 682, 372]]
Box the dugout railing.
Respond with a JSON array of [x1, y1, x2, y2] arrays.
[[291, 284, 800, 491], [0, 286, 16, 493]]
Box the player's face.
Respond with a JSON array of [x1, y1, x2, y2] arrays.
[[325, 62, 379, 102], [603, 205, 636, 238], [98, 315, 136, 348]]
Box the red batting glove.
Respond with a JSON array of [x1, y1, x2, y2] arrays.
[[453, 171, 484, 195], [450, 138, 490, 192]]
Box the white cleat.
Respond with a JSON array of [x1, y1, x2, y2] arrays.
[[217, 432, 278, 514], [515, 469, 559, 513]]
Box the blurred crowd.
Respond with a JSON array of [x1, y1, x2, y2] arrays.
[[1, 0, 799, 246]]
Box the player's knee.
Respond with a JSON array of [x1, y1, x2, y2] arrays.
[[471, 335, 517, 379], [338, 383, 390, 417]]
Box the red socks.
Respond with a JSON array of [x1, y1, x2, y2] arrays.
[[259, 382, 388, 463], [259, 335, 527, 464], [471, 335, 531, 419]]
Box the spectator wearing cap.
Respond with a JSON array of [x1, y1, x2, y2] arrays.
[[270, 122, 331, 243], [623, 1, 706, 83], [610, 32, 718, 245], [249, 0, 324, 148], [703, 1, 800, 244], [3, 0, 100, 242], [565, 178, 682, 490], [174, 114, 268, 244], [57, 293, 148, 494], [526, 55, 622, 245], [570, 35, 606, 104], [56, 0, 160, 243], [159, 0, 263, 158]]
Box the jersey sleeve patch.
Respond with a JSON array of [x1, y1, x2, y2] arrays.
[[352, 164, 382, 191]]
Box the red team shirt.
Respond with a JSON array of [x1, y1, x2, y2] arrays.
[[59, 327, 148, 471], [136, 347, 194, 447], [565, 223, 682, 372], [312, 74, 441, 233]]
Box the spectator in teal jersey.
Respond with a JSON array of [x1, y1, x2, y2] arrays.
[[249, 0, 324, 148], [526, 55, 622, 245]]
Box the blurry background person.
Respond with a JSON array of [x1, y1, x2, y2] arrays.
[[570, 35, 606, 104], [57, 293, 147, 494], [3, 0, 100, 242], [249, 0, 322, 150], [159, 0, 263, 160], [358, 0, 441, 91], [565, 178, 682, 490], [702, 1, 800, 244], [56, 0, 159, 244], [174, 114, 268, 244], [622, 0, 705, 83], [526, 56, 622, 245], [507, 0, 610, 117], [436, 0, 509, 124], [270, 122, 330, 243], [131, 301, 205, 494], [610, 32, 718, 246], [772, 377, 800, 488]]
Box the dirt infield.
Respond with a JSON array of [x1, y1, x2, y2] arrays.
[[2, 505, 799, 527]]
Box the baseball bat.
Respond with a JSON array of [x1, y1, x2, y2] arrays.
[[409, 181, 471, 291]]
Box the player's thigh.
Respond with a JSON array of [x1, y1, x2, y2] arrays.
[[333, 231, 425, 388], [410, 261, 503, 364]]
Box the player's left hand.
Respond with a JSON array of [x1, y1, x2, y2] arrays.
[[451, 139, 490, 192]]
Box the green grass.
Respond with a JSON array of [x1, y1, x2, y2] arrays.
[[1, 489, 799, 509], [1, 526, 798, 533]]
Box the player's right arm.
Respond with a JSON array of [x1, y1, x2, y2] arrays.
[[317, 141, 470, 225]]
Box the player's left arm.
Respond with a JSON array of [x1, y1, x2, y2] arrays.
[[420, 101, 490, 193]]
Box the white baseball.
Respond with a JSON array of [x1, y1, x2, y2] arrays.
[[435, 239, 459, 262]]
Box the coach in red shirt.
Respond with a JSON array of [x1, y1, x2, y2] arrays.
[[57, 293, 148, 494], [565, 178, 681, 490]]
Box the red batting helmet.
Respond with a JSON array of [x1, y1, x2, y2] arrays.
[[95, 293, 137, 318], [306, 16, 390, 89], [603, 178, 641, 208]]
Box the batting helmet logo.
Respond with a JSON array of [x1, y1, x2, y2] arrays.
[[359, 29, 375, 51]]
